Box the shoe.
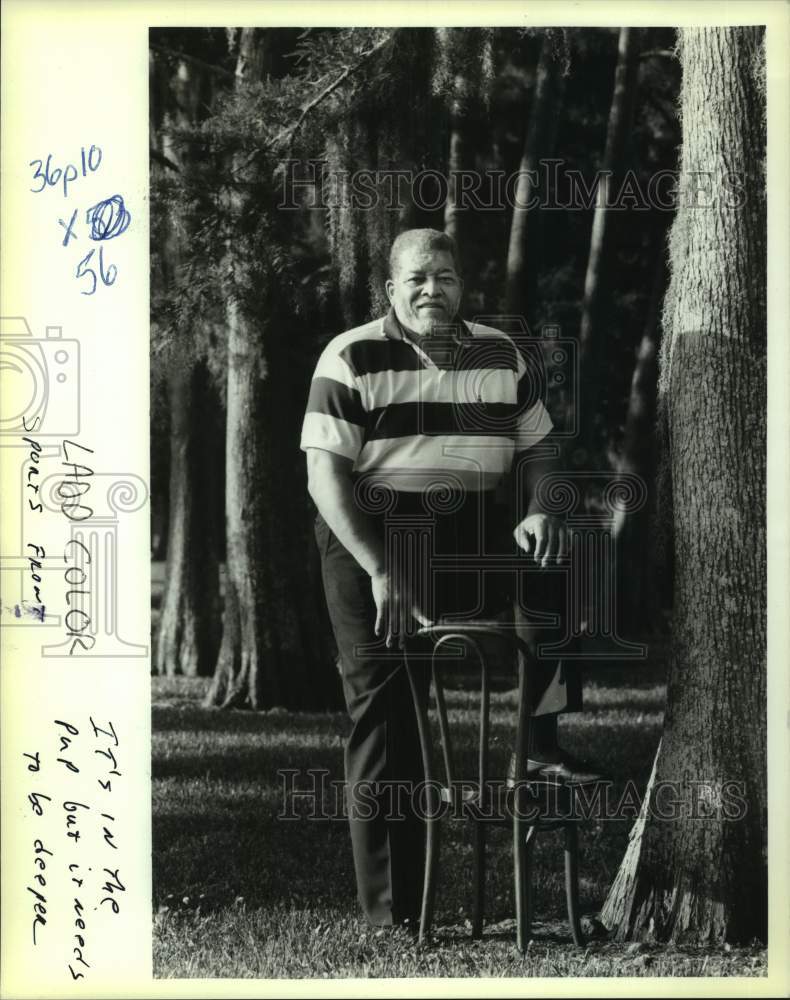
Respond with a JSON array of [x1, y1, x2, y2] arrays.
[[507, 749, 605, 787]]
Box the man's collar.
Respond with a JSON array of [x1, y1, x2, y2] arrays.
[[381, 306, 472, 342]]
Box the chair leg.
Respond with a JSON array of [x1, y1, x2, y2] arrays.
[[472, 820, 485, 938], [515, 822, 537, 952], [473, 646, 489, 940], [514, 815, 527, 951], [564, 822, 584, 946], [419, 809, 441, 941], [405, 659, 440, 945], [513, 651, 533, 953]]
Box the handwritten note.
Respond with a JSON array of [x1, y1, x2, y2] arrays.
[[4, 122, 144, 984], [23, 716, 127, 981], [28, 144, 132, 295]]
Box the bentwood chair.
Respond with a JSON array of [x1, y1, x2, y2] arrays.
[[403, 622, 587, 951]]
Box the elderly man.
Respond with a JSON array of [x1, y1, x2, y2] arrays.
[[301, 228, 600, 928]]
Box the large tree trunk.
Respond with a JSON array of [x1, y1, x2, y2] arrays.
[[156, 361, 222, 675], [152, 50, 223, 675], [505, 31, 566, 323], [601, 26, 767, 944], [567, 27, 641, 446], [206, 28, 341, 710], [206, 288, 281, 708]]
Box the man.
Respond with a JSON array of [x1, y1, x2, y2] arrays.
[[301, 228, 600, 927]]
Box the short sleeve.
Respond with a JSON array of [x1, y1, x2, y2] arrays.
[[513, 341, 553, 450], [300, 342, 366, 461]]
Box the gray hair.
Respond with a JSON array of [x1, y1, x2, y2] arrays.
[[389, 228, 462, 278]]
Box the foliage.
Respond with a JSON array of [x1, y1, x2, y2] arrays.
[[150, 25, 682, 470]]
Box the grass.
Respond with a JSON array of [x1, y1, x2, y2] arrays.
[[151, 657, 768, 979]]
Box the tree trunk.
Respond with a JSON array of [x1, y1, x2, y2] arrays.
[[601, 26, 767, 944], [205, 28, 342, 710], [364, 118, 403, 318], [206, 289, 281, 708], [326, 117, 371, 328], [439, 28, 473, 251], [435, 28, 492, 269], [152, 50, 223, 675], [505, 32, 566, 323], [567, 26, 641, 445], [156, 360, 222, 675]]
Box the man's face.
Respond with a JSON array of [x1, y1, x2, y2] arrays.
[[385, 247, 463, 338]]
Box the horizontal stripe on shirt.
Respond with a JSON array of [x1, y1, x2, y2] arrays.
[[355, 433, 516, 483], [305, 376, 366, 427], [350, 468, 506, 494], [301, 403, 553, 470], [355, 366, 531, 409], [366, 400, 520, 440], [301, 411, 363, 461], [340, 336, 524, 378]]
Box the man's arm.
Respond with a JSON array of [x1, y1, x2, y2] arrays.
[[512, 434, 568, 567], [306, 448, 431, 645], [306, 448, 385, 576]]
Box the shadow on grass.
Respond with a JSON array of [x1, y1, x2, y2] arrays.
[[152, 744, 344, 781], [152, 704, 349, 735], [153, 799, 358, 912], [151, 657, 665, 943]]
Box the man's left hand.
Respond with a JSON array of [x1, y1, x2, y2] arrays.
[[513, 513, 567, 567]]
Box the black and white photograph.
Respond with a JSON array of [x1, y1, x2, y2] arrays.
[[2, 0, 788, 995], [148, 15, 775, 982]]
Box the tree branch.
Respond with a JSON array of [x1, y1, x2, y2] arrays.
[[151, 147, 181, 172], [639, 48, 678, 62], [269, 33, 394, 150], [228, 32, 394, 183], [149, 42, 235, 81]]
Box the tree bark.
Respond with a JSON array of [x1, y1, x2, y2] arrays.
[[567, 27, 641, 445], [326, 117, 371, 328], [601, 26, 767, 944], [438, 28, 474, 252], [205, 28, 342, 709], [156, 360, 222, 676], [505, 32, 566, 323], [152, 49, 223, 676]]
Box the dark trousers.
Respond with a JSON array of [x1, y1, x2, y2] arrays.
[[315, 490, 581, 925]]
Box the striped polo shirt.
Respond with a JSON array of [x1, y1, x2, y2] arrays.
[[300, 308, 553, 492]]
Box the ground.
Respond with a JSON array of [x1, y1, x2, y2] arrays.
[[151, 652, 767, 980]]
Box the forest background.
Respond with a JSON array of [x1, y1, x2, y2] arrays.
[[149, 25, 682, 707]]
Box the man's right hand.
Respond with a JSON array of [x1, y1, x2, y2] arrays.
[[305, 450, 434, 646], [371, 571, 433, 649]]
